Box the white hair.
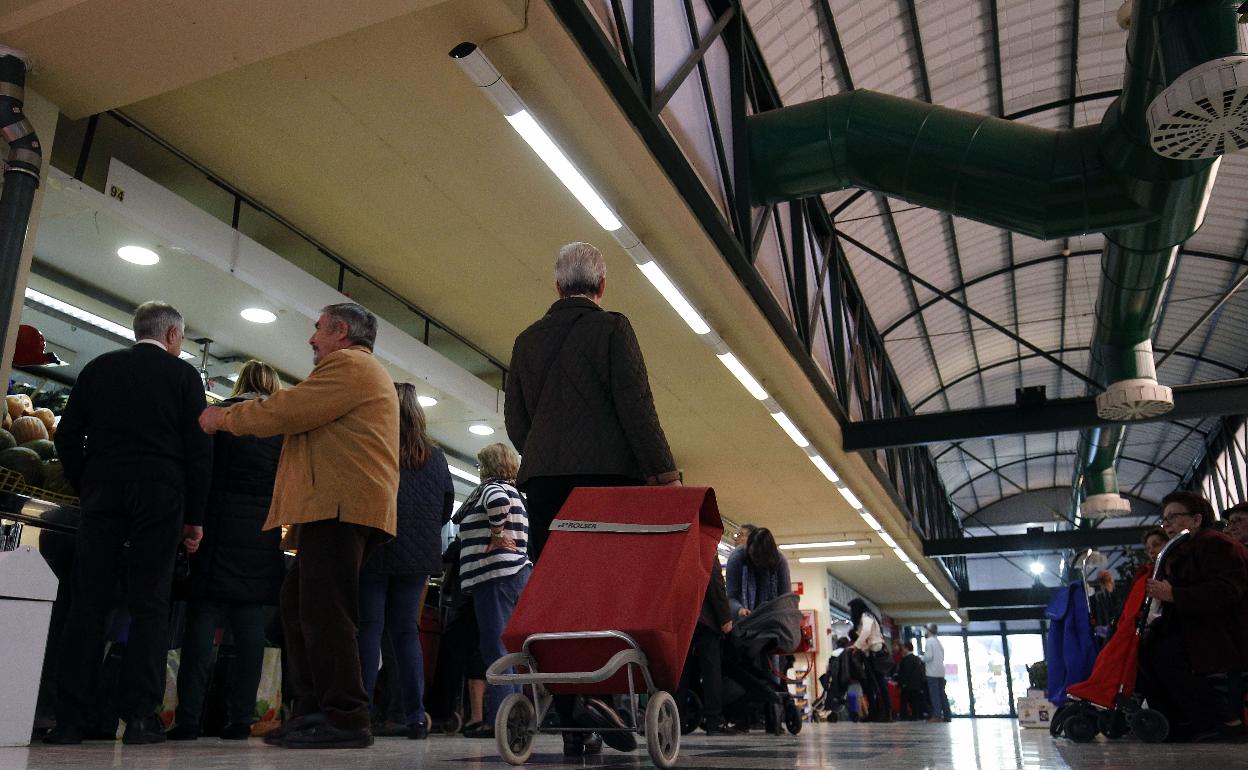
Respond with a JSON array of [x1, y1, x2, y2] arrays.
[[133, 301, 183, 341], [555, 242, 607, 297]]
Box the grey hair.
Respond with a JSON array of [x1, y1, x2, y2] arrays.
[[321, 302, 378, 349], [133, 301, 184, 341], [555, 242, 607, 297], [926, 623, 939, 634]]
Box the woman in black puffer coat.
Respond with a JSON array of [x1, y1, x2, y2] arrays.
[[170, 361, 285, 740], [356, 383, 454, 738]]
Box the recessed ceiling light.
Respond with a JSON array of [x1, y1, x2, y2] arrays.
[[418, 396, 438, 407], [798, 554, 873, 563], [117, 245, 159, 265], [240, 308, 277, 324], [1030, 561, 1045, 575], [779, 541, 857, 550], [469, 424, 494, 436]]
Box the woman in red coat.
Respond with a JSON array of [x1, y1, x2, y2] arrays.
[[1138, 491, 1248, 741]]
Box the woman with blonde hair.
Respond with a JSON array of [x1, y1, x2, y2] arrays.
[[456, 442, 530, 738], [356, 383, 453, 739], [170, 360, 285, 740]]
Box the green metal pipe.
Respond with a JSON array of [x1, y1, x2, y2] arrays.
[[747, 92, 1157, 240]]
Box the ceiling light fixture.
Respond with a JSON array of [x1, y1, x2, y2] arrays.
[[769, 411, 809, 447], [1030, 561, 1045, 575], [808, 455, 840, 483], [117, 245, 159, 265], [779, 541, 857, 550], [25, 287, 135, 340], [448, 465, 480, 484], [948, 610, 963, 624], [859, 511, 882, 531], [798, 554, 873, 564], [469, 424, 495, 436], [906, 562, 922, 574], [838, 486, 864, 509], [240, 308, 277, 324], [716, 352, 768, 399], [637, 261, 712, 335], [418, 395, 438, 407], [879, 531, 899, 549]]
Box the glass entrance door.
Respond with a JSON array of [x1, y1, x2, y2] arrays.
[[965, 635, 1011, 716]]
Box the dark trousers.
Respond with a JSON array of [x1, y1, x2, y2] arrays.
[[175, 601, 270, 728], [1138, 631, 1232, 733], [56, 481, 183, 724], [474, 566, 531, 723], [899, 687, 927, 720], [282, 520, 385, 730], [678, 624, 725, 721], [427, 602, 485, 721], [862, 662, 891, 720], [927, 676, 951, 719], [357, 572, 428, 726], [521, 474, 640, 726]]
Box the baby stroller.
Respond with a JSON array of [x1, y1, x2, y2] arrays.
[[485, 486, 721, 768], [814, 646, 857, 722], [718, 592, 804, 735], [1050, 530, 1191, 743]]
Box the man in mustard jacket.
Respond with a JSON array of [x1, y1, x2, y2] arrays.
[[200, 302, 399, 749]]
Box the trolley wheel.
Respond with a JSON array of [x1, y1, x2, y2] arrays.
[[1097, 709, 1128, 739], [442, 711, 464, 735], [1065, 712, 1098, 743], [1049, 703, 1075, 738], [495, 693, 537, 765], [1129, 708, 1170, 744], [644, 691, 681, 769], [679, 691, 703, 735], [784, 699, 803, 735]]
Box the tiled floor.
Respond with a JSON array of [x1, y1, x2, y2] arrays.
[[4, 719, 1242, 769]]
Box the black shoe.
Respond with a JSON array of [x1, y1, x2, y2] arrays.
[[463, 722, 493, 739], [42, 724, 84, 745], [263, 713, 327, 746], [582, 697, 637, 753], [703, 718, 733, 735], [221, 722, 252, 740], [165, 723, 200, 741], [406, 719, 428, 740], [282, 723, 373, 749], [583, 733, 602, 754], [122, 716, 167, 745]]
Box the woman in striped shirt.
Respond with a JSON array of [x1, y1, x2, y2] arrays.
[[459, 442, 530, 737]]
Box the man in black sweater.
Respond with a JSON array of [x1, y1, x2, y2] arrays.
[[45, 301, 212, 745]]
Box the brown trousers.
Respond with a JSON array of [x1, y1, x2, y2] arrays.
[[281, 519, 386, 730]]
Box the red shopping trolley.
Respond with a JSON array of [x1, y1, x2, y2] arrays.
[[485, 486, 722, 767]]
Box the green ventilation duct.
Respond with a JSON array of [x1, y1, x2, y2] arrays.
[[747, 0, 1248, 519]]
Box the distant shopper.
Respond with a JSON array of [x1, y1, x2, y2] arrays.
[[1138, 490, 1248, 741], [457, 443, 530, 738], [896, 642, 927, 720], [169, 361, 286, 741], [732, 524, 756, 549], [849, 598, 892, 722], [356, 383, 453, 740], [678, 560, 733, 734], [1226, 502, 1248, 548], [726, 528, 790, 619], [199, 302, 400, 749], [47, 301, 212, 746], [922, 624, 951, 722], [504, 241, 679, 757]]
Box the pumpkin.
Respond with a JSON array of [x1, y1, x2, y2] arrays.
[[6, 394, 32, 420], [10, 415, 49, 444], [0, 429, 14, 452], [32, 408, 56, 432], [0, 446, 43, 486], [21, 439, 55, 460]]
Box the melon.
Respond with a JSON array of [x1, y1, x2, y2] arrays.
[[22, 439, 56, 460], [0, 446, 43, 487], [10, 415, 48, 444], [32, 408, 55, 432], [41, 461, 75, 496], [6, 394, 32, 420], [0, 429, 14, 452]]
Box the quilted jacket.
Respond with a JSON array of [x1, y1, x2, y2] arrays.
[[363, 446, 454, 575], [505, 297, 677, 485]]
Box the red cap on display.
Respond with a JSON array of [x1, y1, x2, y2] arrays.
[[12, 324, 60, 367]]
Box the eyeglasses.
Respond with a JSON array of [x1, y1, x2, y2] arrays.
[[1159, 511, 1194, 525]]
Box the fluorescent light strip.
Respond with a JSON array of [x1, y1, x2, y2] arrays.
[[716, 352, 768, 399], [770, 411, 809, 448], [809, 455, 840, 483], [636, 261, 711, 335], [26, 287, 135, 340], [448, 465, 480, 484], [503, 110, 621, 231], [838, 486, 864, 510], [891, 547, 911, 564], [948, 611, 962, 623], [879, 531, 899, 549], [798, 554, 873, 564], [906, 562, 922, 574], [859, 511, 882, 531], [779, 541, 857, 550]]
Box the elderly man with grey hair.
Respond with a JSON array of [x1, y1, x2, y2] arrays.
[[47, 301, 212, 745], [505, 241, 679, 756], [198, 302, 400, 749]]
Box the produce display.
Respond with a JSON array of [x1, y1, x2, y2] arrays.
[[0, 429, 14, 452], [0, 446, 44, 487], [5, 394, 32, 420], [1, 386, 75, 503], [11, 415, 48, 444]]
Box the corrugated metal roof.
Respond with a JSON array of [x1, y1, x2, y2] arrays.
[[742, 0, 1248, 520]]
